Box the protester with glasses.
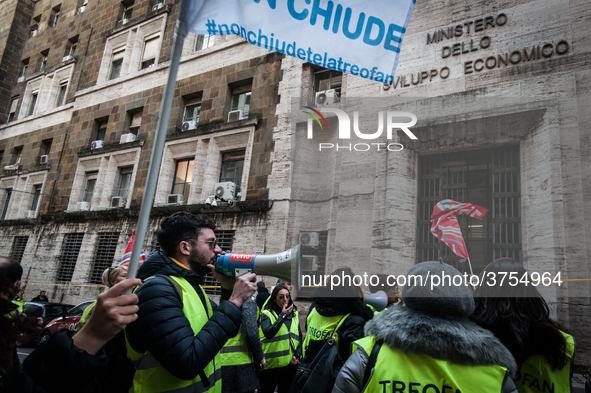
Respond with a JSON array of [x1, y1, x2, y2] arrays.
[[125, 212, 256, 393], [259, 284, 302, 393]]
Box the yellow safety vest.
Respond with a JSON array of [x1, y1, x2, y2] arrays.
[[259, 309, 300, 369], [354, 336, 510, 393], [220, 324, 252, 367], [126, 276, 222, 393], [77, 301, 96, 330], [302, 309, 349, 358], [513, 331, 575, 393]]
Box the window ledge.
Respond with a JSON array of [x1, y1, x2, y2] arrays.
[[167, 117, 258, 141], [77, 139, 144, 157], [106, 5, 170, 37], [0, 163, 51, 179]]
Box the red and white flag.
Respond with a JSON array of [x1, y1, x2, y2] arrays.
[[430, 199, 488, 259]]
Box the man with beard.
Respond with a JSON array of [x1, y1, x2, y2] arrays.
[[125, 212, 256, 393]]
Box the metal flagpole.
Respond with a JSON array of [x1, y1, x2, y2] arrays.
[[126, 4, 189, 283], [466, 257, 474, 276]]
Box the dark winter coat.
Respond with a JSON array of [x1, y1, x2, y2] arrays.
[[332, 305, 519, 393], [221, 299, 263, 393], [0, 329, 106, 393], [125, 250, 243, 380], [306, 296, 374, 362]]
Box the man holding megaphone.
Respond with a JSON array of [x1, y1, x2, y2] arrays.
[[125, 212, 257, 393]]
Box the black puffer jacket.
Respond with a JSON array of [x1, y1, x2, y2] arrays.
[[0, 330, 106, 393], [307, 296, 374, 362], [125, 250, 243, 380]]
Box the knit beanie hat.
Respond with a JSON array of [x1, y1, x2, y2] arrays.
[[401, 261, 474, 317]]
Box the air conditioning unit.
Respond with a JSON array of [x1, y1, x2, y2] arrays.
[[315, 89, 338, 106], [62, 54, 73, 62], [299, 231, 320, 247], [181, 120, 197, 132], [152, 2, 164, 11], [214, 182, 236, 200], [17, 76, 25, 83], [90, 140, 103, 150], [120, 133, 137, 144], [302, 255, 320, 271], [3, 163, 19, 171], [40, 155, 48, 165], [167, 194, 183, 204], [119, 18, 130, 25], [228, 110, 244, 122], [111, 196, 126, 207], [30, 30, 38, 38], [77, 201, 90, 211]]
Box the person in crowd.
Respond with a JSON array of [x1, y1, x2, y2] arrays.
[[77, 264, 128, 330], [259, 284, 302, 393], [367, 273, 399, 313], [0, 257, 25, 374], [303, 267, 374, 365], [30, 290, 48, 302], [125, 212, 256, 392], [220, 298, 265, 393], [333, 261, 519, 393], [472, 258, 575, 393], [0, 253, 142, 392], [255, 281, 270, 310]]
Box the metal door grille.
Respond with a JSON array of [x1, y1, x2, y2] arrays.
[[202, 230, 235, 295], [416, 146, 521, 273], [89, 232, 121, 284], [10, 236, 29, 264], [57, 233, 84, 282]]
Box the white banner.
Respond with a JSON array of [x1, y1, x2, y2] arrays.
[[179, 0, 416, 83]]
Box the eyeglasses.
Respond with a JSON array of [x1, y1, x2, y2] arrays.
[[197, 239, 217, 249]]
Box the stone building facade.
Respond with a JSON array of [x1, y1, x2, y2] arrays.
[[0, 0, 589, 366]]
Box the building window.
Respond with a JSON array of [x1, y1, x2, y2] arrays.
[[12, 146, 23, 165], [39, 49, 49, 72], [10, 236, 29, 264], [297, 230, 328, 298], [29, 15, 41, 38], [416, 146, 521, 273], [56, 82, 68, 106], [141, 36, 159, 69], [110, 48, 125, 80], [120, 1, 133, 23], [116, 167, 133, 200], [230, 86, 251, 118], [77, 0, 88, 14], [57, 233, 84, 282], [19, 60, 28, 81], [202, 230, 234, 295], [183, 100, 201, 124], [65, 37, 77, 60], [94, 120, 107, 141], [48, 5, 62, 28], [83, 172, 98, 204], [1, 189, 12, 220], [128, 112, 142, 135], [27, 92, 38, 116], [31, 185, 42, 211], [195, 34, 214, 51], [171, 159, 194, 203], [89, 232, 120, 284], [220, 150, 245, 195], [7, 97, 19, 123]]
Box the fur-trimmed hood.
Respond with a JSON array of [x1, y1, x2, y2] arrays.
[[365, 305, 518, 377]]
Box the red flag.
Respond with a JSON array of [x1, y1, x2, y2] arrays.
[[119, 230, 146, 267], [430, 200, 488, 259]]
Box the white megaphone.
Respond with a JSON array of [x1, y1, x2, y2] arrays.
[[215, 243, 302, 289], [363, 290, 388, 312]]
